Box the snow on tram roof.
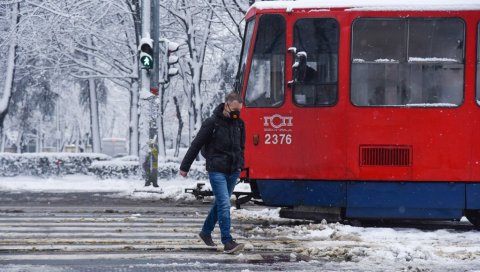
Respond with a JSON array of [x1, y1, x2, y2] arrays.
[[250, 0, 480, 12]]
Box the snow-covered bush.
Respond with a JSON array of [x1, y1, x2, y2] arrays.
[[112, 155, 139, 161], [89, 160, 141, 179], [0, 152, 209, 180], [88, 160, 208, 180], [0, 153, 110, 177], [156, 162, 208, 180]]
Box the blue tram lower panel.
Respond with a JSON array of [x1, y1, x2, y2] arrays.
[[466, 183, 480, 209], [255, 180, 470, 220], [255, 180, 346, 207], [346, 182, 464, 219]]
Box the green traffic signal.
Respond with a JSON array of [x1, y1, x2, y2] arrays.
[[140, 54, 153, 69], [139, 38, 154, 70]]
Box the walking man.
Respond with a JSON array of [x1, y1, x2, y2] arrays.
[[179, 91, 245, 254]]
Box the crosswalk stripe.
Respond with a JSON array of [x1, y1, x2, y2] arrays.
[[0, 251, 268, 261]]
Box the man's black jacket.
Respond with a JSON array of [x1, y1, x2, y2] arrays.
[[180, 103, 245, 174]]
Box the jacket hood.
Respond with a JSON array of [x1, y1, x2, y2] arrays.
[[213, 103, 229, 121]]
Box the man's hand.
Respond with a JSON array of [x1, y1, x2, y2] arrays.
[[179, 170, 188, 177]]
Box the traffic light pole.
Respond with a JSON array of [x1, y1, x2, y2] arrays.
[[139, 0, 158, 187], [147, 0, 160, 186], [141, 0, 178, 186]]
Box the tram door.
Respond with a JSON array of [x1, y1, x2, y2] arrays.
[[288, 17, 345, 180], [241, 14, 289, 179], [241, 14, 344, 180]]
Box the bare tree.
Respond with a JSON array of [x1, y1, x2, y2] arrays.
[[0, 2, 19, 152], [0, 0, 249, 156], [16, 0, 142, 154], [160, 0, 215, 142]]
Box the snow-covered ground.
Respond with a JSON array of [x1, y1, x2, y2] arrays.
[[0, 174, 252, 201], [233, 208, 480, 272], [0, 175, 204, 202], [1, 175, 480, 271]]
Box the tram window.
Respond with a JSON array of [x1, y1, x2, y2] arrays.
[[351, 18, 464, 107], [245, 14, 285, 107], [352, 19, 405, 62], [235, 19, 255, 93], [293, 18, 339, 106], [409, 19, 464, 62]]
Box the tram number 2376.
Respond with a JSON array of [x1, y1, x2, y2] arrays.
[[264, 133, 292, 145]]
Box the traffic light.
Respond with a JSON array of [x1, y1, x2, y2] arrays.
[[167, 41, 180, 78], [139, 37, 154, 70], [160, 40, 180, 84]]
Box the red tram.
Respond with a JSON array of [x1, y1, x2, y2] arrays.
[[235, 0, 480, 226]]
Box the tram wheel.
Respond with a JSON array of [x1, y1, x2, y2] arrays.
[[465, 210, 480, 228]]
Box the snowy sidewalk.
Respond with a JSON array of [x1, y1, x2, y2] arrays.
[[0, 175, 205, 202]]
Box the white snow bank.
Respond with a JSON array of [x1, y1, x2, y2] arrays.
[[112, 155, 139, 161], [0, 175, 204, 201], [232, 207, 285, 221], [91, 161, 139, 167], [0, 174, 254, 203], [0, 152, 109, 160], [235, 207, 480, 271]]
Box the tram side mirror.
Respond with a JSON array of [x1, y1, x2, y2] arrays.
[[233, 78, 240, 92], [292, 51, 307, 83]]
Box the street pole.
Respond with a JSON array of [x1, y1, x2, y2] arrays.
[[148, 0, 160, 186], [140, 0, 158, 187]]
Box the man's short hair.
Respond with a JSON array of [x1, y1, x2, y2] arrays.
[[225, 91, 243, 104]]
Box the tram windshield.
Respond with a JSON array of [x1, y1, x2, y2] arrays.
[[293, 18, 339, 106], [245, 14, 285, 107], [235, 19, 255, 94]]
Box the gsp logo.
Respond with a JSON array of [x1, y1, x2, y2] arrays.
[[263, 114, 293, 129]]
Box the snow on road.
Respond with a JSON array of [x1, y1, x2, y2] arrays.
[[233, 208, 480, 272], [1, 175, 480, 271], [0, 175, 201, 201], [0, 174, 252, 202]]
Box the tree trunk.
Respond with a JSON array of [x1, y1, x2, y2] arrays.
[[157, 84, 167, 160], [36, 118, 42, 152], [188, 85, 195, 143], [192, 65, 203, 135], [136, 0, 150, 168], [0, 111, 8, 152], [86, 36, 101, 153], [127, 0, 142, 157], [130, 79, 139, 156], [185, 7, 214, 137], [0, 3, 19, 152], [173, 96, 183, 158], [16, 131, 22, 153]]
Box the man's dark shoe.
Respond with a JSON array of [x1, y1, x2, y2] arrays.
[[198, 232, 216, 247], [152, 183, 159, 187], [224, 240, 244, 254], [144, 182, 151, 187]]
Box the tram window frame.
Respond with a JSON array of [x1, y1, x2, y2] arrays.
[[477, 23, 480, 105], [351, 17, 465, 108], [244, 14, 286, 108], [292, 18, 340, 108], [235, 18, 256, 94]]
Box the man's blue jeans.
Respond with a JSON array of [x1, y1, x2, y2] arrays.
[[201, 171, 240, 245]]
